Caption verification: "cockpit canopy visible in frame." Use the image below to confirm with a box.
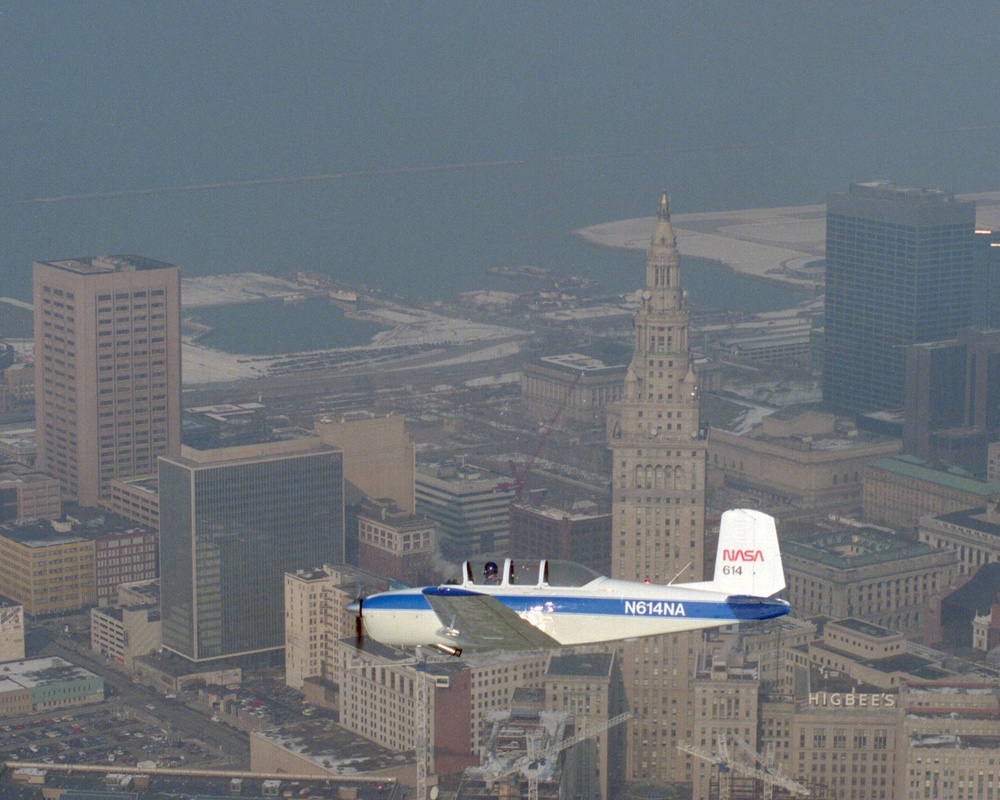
[458,558,601,589]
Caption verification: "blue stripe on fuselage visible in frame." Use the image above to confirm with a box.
[363,587,788,622]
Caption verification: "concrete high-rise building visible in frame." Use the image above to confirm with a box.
[336,638,547,775]
[824,182,976,415]
[315,415,416,513]
[357,498,436,586]
[284,564,388,692]
[918,502,1000,581]
[708,408,901,514]
[159,432,343,664]
[0,343,33,425]
[606,193,708,782]
[415,461,515,561]
[33,255,181,506]
[690,652,761,800]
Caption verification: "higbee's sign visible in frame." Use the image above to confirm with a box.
[808,692,897,708]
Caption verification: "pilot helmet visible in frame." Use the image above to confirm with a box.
[484,561,499,580]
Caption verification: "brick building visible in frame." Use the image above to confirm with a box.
[509,500,612,576]
[0,513,157,616]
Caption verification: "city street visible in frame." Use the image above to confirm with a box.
[43,638,250,768]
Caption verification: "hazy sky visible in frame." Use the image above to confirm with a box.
[3,2,999,297]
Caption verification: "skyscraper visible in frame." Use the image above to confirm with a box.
[824,182,976,415]
[158,433,343,663]
[606,194,708,781]
[904,327,1000,473]
[33,255,181,506]
[414,461,514,561]
[973,227,1000,328]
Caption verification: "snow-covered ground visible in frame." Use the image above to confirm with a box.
[576,191,1000,289]
[172,275,529,384]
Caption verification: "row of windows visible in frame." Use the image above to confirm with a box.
[96,289,166,301]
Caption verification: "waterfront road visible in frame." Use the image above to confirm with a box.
[182,335,529,408]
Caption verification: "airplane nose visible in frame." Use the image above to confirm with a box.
[345,600,361,616]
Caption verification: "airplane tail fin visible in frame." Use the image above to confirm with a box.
[710,509,785,597]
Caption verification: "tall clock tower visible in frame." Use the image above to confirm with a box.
[607,193,708,782]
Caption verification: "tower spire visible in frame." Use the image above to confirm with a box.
[645,191,681,302]
[607,191,706,782]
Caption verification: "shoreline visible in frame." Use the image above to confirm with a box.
[12,194,1000,386]
[575,191,1000,291]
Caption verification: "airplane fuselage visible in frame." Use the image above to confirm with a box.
[351,512,791,653]
[358,576,789,650]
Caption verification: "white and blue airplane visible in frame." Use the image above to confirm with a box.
[346,508,789,655]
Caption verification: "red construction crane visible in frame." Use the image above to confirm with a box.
[498,371,582,500]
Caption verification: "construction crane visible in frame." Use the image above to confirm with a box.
[415,666,432,800]
[679,735,809,800]
[486,711,630,800]
[498,371,583,500]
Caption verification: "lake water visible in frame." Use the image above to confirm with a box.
[189,298,387,355]
[3,4,995,352]
[186,251,807,356]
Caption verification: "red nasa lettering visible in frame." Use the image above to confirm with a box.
[723,549,764,562]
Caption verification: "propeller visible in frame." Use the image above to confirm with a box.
[355,596,364,643]
[345,595,365,645]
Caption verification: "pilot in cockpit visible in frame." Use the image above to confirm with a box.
[484,561,500,584]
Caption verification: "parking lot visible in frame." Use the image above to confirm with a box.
[0,701,229,770]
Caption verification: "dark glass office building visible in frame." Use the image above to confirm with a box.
[973,227,1000,328]
[824,181,976,415]
[159,438,343,663]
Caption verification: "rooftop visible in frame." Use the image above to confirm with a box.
[40,254,177,275]
[534,352,628,376]
[911,734,1000,750]
[783,526,939,569]
[860,652,952,681]
[0,470,56,485]
[93,603,159,623]
[180,424,319,454]
[120,579,160,601]
[115,475,160,495]
[8,769,401,800]
[546,652,614,678]
[930,507,1000,537]
[511,502,609,523]
[415,461,511,489]
[253,719,413,775]
[834,618,896,638]
[0,514,152,547]
[0,656,100,688]
[848,181,959,205]
[869,455,1000,496]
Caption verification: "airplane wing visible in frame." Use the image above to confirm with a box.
[422,587,560,650]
